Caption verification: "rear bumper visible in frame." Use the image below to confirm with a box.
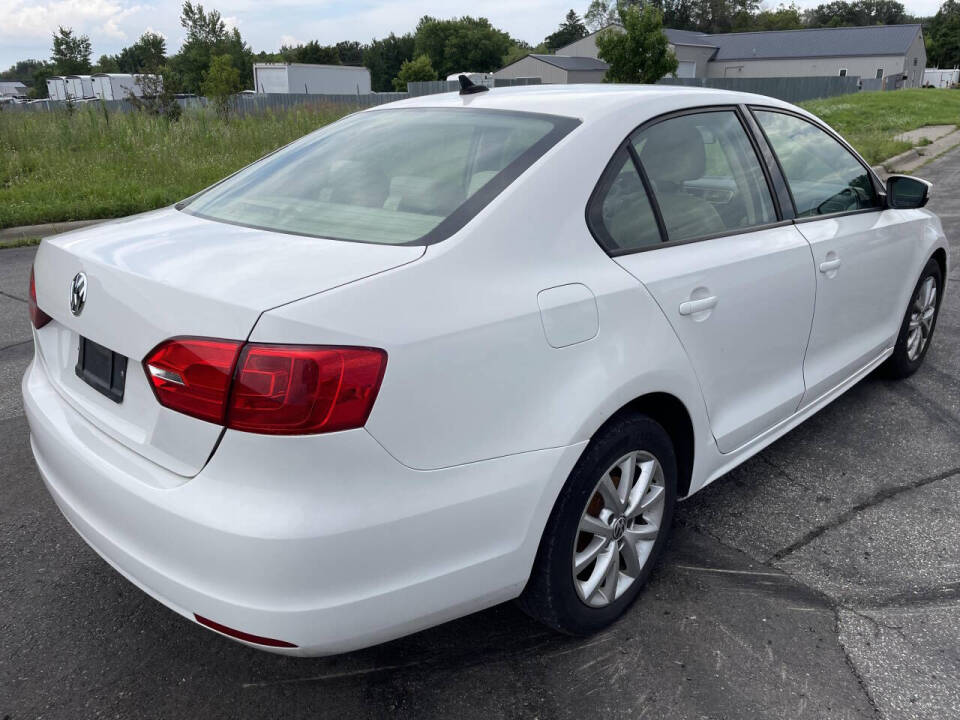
[23,354,586,655]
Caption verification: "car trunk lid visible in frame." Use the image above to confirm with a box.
[31,207,423,478]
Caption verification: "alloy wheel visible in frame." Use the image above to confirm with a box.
[572,450,666,608]
[907,275,938,361]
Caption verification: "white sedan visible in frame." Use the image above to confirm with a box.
[24,84,946,654]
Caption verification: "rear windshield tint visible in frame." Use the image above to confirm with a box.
[181,108,579,245]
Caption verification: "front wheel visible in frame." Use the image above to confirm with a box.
[883,257,943,379]
[518,414,677,635]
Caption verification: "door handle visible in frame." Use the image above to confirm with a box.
[819,258,842,273]
[679,296,718,316]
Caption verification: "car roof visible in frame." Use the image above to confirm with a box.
[371,84,800,123]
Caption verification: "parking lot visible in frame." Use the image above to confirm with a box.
[2,149,959,720]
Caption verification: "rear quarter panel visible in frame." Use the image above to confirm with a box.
[252,113,713,474]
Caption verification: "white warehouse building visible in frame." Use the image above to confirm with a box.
[253,63,371,94]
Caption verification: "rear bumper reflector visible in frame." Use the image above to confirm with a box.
[194,614,298,648]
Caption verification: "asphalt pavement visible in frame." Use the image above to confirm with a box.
[2,150,959,719]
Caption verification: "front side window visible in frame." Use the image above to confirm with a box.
[182,108,577,245]
[754,110,879,217]
[631,111,777,243]
[839,68,847,77]
[876,68,884,79]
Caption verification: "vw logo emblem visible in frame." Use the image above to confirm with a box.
[70,272,87,316]
[612,516,626,541]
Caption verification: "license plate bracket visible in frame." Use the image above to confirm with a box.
[76,336,127,403]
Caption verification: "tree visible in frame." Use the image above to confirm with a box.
[51,27,92,74]
[28,62,57,99]
[117,32,167,73]
[202,53,241,118]
[168,2,252,93]
[927,0,960,68]
[362,33,415,91]
[545,10,589,51]
[596,4,678,83]
[392,54,437,90]
[502,40,549,67]
[585,0,619,31]
[280,40,341,64]
[739,3,804,30]
[1,59,49,82]
[93,54,121,73]
[413,16,513,78]
[335,40,364,65]
[804,0,906,27]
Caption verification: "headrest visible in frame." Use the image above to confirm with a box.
[639,121,706,185]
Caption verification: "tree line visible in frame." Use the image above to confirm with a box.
[3,0,960,100]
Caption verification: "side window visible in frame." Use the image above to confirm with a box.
[631,111,777,243]
[588,148,662,252]
[754,110,879,218]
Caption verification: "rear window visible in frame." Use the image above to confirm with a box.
[181,108,578,245]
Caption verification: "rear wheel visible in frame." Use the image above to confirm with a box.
[883,258,943,379]
[519,414,677,635]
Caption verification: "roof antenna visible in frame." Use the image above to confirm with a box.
[459,74,489,95]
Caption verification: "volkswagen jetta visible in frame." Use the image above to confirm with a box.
[24,85,946,654]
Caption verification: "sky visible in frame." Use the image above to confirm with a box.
[0,0,945,71]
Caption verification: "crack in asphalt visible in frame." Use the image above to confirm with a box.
[0,339,31,354]
[888,379,960,433]
[0,289,27,304]
[768,465,960,562]
[834,608,884,719]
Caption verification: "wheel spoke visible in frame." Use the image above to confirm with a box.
[574,535,607,573]
[579,513,612,539]
[639,484,665,514]
[625,460,656,518]
[625,523,659,542]
[598,475,625,514]
[600,543,621,602]
[581,543,616,601]
[617,453,637,505]
[620,536,642,577]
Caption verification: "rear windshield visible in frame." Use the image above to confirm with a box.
[181,108,579,245]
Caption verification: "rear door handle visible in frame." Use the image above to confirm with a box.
[819,258,842,273]
[679,296,718,316]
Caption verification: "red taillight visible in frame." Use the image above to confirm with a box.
[144,338,243,424]
[28,266,52,329]
[227,345,387,435]
[144,339,386,435]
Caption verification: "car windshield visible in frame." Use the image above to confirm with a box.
[181,108,578,245]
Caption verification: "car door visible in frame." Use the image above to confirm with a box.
[590,107,816,453]
[752,108,924,405]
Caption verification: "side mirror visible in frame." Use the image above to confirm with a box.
[886,175,931,209]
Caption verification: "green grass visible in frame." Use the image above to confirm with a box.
[0,103,354,229]
[0,236,41,249]
[3,89,960,229]
[800,88,960,165]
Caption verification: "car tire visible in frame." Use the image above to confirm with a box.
[883,257,943,380]
[518,413,677,636]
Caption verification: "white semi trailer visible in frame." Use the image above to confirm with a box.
[90,73,161,100]
[253,63,371,94]
[64,75,94,99]
[46,77,67,101]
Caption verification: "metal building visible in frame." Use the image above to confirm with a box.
[253,63,371,94]
[550,24,928,88]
